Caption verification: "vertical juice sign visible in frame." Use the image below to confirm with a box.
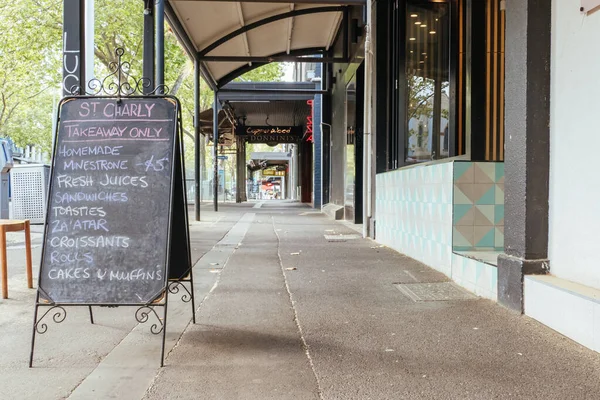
[306,100,314,143]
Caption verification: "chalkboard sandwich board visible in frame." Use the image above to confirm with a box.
[38,96,183,305]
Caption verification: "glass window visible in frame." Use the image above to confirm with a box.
[405,2,450,163]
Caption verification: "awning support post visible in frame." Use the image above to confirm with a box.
[62,0,85,96]
[155,0,165,89]
[213,92,220,212]
[194,60,201,220]
[143,0,155,93]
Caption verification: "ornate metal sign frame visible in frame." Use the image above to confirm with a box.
[29,48,196,369]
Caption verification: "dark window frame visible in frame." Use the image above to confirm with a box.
[380,0,464,172]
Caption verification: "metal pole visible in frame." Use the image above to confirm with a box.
[84,0,94,85]
[363,9,374,239]
[62,0,85,96]
[213,93,219,212]
[155,0,165,89]
[143,0,155,93]
[194,60,201,220]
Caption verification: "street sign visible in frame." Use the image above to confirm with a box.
[217,155,228,160]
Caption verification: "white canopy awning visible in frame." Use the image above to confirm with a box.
[167,1,355,86]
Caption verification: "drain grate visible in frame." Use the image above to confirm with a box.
[394,282,477,302]
[324,234,361,242]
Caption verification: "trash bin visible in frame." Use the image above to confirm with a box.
[10,164,50,224]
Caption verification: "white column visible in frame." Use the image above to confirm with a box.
[363,3,374,238]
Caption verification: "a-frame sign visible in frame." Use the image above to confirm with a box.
[30,51,194,368]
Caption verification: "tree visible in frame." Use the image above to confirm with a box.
[0,0,62,150]
[235,63,285,83]
[0,0,286,165]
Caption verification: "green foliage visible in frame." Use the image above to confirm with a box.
[0,0,62,150]
[0,0,286,159]
[235,63,284,83]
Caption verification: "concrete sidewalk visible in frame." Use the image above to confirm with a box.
[1,201,600,399]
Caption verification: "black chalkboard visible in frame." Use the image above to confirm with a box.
[39,96,183,304]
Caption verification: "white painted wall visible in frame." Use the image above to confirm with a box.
[549,1,600,288]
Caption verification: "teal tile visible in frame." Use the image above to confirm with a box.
[476,186,496,205]
[495,163,505,182]
[453,204,473,225]
[495,183,504,204]
[495,205,505,224]
[453,246,474,252]
[494,227,504,249]
[475,228,495,247]
[454,161,473,181]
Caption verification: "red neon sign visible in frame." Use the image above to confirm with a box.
[306,100,314,143]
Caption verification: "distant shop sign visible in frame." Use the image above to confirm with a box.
[262,169,285,177]
[236,126,302,144]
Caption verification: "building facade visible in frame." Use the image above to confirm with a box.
[60,0,600,355]
[359,0,600,354]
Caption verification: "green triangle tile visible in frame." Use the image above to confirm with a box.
[453,227,472,247]
[454,162,472,180]
[474,163,495,183]
[494,228,504,249]
[456,183,476,203]
[476,186,496,205]
[454,246,474,252]
[495,205,505,224]
[475,205,495,224]
[475,228,495,247]
[495,163,505,181]
[454,186,471,204]
[453,204,473,225]
[495,184,504,204]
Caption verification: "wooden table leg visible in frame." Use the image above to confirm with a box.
[1,226,7,299]
[25,220,33,289]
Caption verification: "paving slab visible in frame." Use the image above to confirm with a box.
[66,214,253,399]
[2,201,600,400]
[0,210,240,400]
[273,210,600,400]
[144,212,319,400]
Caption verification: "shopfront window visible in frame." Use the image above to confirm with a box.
[405,1,450,163]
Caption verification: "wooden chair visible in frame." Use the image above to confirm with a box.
[0,219,33,299]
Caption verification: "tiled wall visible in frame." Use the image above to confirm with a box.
[451,253,498,301]
[375,163,453,276]
[453,162,505,251]
[375,161,504,300]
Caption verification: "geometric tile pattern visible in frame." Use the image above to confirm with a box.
[453,162,504,251]
[451,253,498,301]
[375,162,454,277]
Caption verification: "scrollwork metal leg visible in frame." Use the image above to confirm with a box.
[168,279,196,323]
[167,281,193,303]
[161,291,169,367]
[189,274,196,324]
[29,303,40,368]
[29,305,68,367]
[135,306,164,334]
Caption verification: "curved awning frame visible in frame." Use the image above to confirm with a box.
[166,1,358,90]
[198,6,345,57]
[216,47,327,87]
